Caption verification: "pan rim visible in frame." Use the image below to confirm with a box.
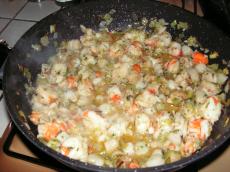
[3,0,230,171]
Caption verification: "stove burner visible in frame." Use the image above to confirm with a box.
[3,125,76,172]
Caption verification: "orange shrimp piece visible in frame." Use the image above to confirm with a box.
[60,122,68,131]
[128,102,139,114]
[95,71,103,77]
[192,52,208,64]
[108,49,123,58]
[211,96,219,106]
[132,64,141,73]
[168,143,176,150]
[148,88,156,94]
[67,75,77,88]
[190,119,201,129]
[61,146,70,156]
[128,162,140,169]
[164,59,177,69]
[110,94,121,103]
[88,144,95,154]
[48,96,57,104]
[30,111,40,124]
[145,39,157,48]
[43,123,60,141]
[83,111,89,117]
[132,41,142,49]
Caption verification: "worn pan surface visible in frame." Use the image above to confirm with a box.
[3,0,230,171]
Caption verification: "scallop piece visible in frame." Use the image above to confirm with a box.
[67,39,82,51]
[88,154,104,166]
[104,139,119,152]
[195,63,207,73]
[187,68,199,82]
[159,31,172,47]
[107,86,121,97]
[123,142,134,155]
[62,136,88,161]
[85,111,107,129]
[108,118,128,137]
[145,149,165,167]
[135,113,150,134]
[99,103,113,115]
[135,141,149,156]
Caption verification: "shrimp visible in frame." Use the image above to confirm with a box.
[50,63,67,83]
[81,55,97,66]
[112,63,130,83]
[30,111,40,125]
[165,59,180,74]
[175,70,189,88]
[108,118,128,137]
[201,96,222,123]
[167,80,178,90]
[108,44,124,58]
[62,136,88,162]
[67,39,82,51]
[167,132,182,151]
[35,86,58,105]
[181,136,198,156]
[64,90,78,103]
[136,90,160,108]
[188,118,211,141]
[168,42,181,57]
[200,80,220,96]
[195,89,207,104]
[187,68,200,82]
[38,122,60,141]
[107,86,122,103]
[127,44,142,57]
[83,111,108,130]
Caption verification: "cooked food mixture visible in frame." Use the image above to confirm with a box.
[29,24,228,168]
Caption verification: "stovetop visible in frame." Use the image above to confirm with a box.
[0,0,230,172]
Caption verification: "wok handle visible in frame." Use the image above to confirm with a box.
[0,40,11,89]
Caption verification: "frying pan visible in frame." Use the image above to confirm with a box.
[3,0,230,171]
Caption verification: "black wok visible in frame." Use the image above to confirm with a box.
[3,0,230,171]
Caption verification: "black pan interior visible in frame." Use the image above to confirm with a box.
[3,0,230,171]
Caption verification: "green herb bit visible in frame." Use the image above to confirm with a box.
[177,21,189,31]
[186,36,198,47]
[209,51,219,59]
[170,20,177,29]
[31,44,42,51]
[50,24,56,33]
